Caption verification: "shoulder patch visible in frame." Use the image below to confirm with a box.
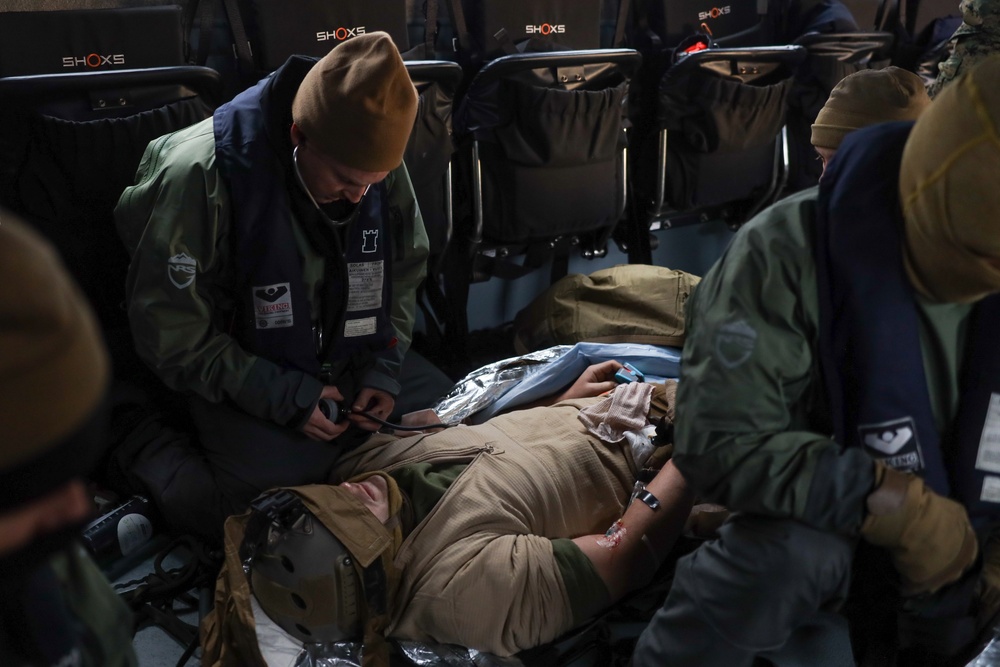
[714,319,758,369]
[167,253,197,289]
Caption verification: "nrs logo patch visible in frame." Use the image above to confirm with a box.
[167,253,196,289]
[253,283,293,329]
[859,417,923,473]
[714,319,757,369]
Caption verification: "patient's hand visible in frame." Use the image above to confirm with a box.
[558,360,623,400]
[505,360,625,412]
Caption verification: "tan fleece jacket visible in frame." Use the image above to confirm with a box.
[332,397,636,655]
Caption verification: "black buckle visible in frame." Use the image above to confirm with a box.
[240,490,308,565]
[249,490,306,530]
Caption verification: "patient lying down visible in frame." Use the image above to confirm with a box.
[201,362,697,665]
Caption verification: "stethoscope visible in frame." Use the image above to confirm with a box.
[292,144,370,228]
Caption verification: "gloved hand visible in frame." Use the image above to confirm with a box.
[860,461,978,597]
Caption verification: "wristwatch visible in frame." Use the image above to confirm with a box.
[629,480,661,511]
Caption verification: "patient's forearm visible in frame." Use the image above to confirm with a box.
[503,361,623,413]
[572,461,694,601]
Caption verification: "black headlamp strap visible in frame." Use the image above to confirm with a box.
[359,556,392,667]
[240,490,307,565]
[362,560,388,616]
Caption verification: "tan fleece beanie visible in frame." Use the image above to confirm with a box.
[292,32,418,173]
[811,67,931,149]
[899,56,1000,304]
[0,213,110,508]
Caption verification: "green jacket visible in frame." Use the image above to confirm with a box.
[674,187,971,532]
[115,118,429,427]
[0,545,137,667]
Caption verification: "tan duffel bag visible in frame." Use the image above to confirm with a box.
[513,264,701,354]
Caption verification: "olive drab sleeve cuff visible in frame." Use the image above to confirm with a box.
[802,446,877,533]
[235,357,324,428]
[361,367,401,398]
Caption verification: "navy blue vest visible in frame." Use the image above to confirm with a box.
[213,57,395,378]
[815,122,1000,526]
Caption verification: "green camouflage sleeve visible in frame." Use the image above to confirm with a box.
[928,0,1000,97]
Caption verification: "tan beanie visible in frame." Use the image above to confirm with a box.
[811,67,931,149]
[0,213,110,508]
[292,32,418,173]
[898,56,1000,304]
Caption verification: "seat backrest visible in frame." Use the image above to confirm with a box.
[636,0,773,49]
[402,60,464,271]
[437,0,632,75]
[0,0,254,101]
[629,45,806,246]
[0,66,221,372]
[235,0,410,70]
[458,0,604,57]
[793,30,894,85]
[452,49,641,250]
[0,5,186,77]
[427,48,640,349]
[784,30,894,189]
[208,0,411,89]
[623,2,795,265]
